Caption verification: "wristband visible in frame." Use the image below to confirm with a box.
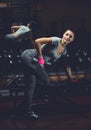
[38,57,45,64]
[71,79,78,83]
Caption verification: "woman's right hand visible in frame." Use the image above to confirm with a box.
[38,57,45,68]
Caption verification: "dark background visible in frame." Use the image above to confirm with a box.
[0,0,91,49]
[0,0,91,73]
[0,0,91,51]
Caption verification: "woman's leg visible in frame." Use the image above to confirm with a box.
[23,66,38,119]
[21,50,49,118]
[24,71,36,113]
[21,49,49,84]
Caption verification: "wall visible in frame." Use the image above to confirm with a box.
[32,0,91,36]
[0,0,91,52]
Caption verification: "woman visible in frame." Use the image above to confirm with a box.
[21,29,75,119]
[5,22,33,41]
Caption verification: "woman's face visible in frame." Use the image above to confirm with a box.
[62,29,74,45]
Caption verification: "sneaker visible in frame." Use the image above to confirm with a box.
[26,111,39,120]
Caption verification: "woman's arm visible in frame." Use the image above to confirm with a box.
[10,26,20,33]
[61,56,73,80]
[35,37,52,58]
[66,66,73,79]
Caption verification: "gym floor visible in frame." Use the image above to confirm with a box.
[0,95,91,130]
